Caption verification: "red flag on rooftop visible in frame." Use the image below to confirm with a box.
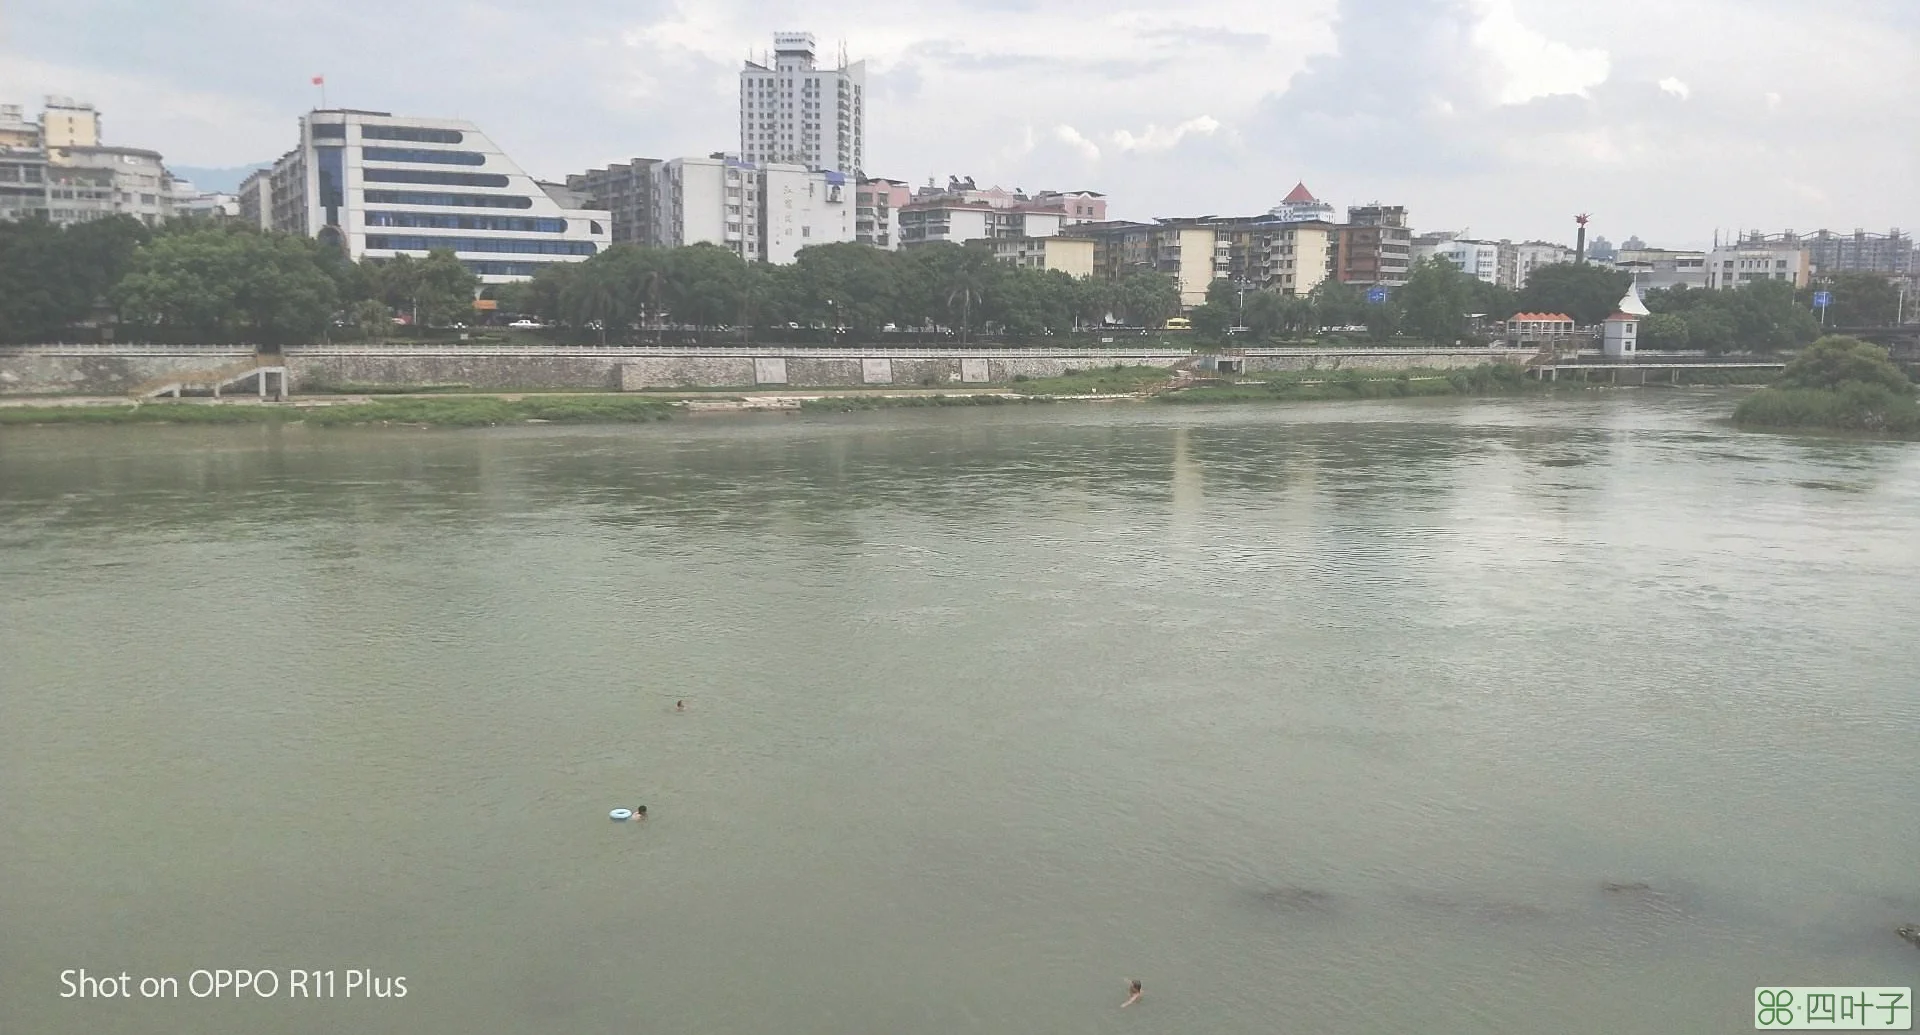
[311,75,325,86]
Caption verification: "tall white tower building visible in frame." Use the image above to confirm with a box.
[740,32,866,175]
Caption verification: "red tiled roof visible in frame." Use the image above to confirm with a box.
[1605,311,1637,321]
[1281,181,1317,204]
[1508,312,1574,322]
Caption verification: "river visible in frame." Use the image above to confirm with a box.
[3,392,1917,1034]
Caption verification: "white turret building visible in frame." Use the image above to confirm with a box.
[1602,286,1649,358]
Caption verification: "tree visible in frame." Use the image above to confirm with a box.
[1724,279,1818,351]
[1396,256,1474,342]
[1189,302,1231,340]
[785,242,900,338]
[1307,278,1365,330]
[1639,312,1691,349]
[112,226,339,344]
[1802,272,1901,327]
[660,243,749,337]
[372,250,478,327]
[1515,262,1631,325]
[1113,269,1180,328]
[1775,335,1911,394]
[1683,308,1736,353]
[0,215,150,341]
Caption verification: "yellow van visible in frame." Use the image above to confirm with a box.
[1164,317,1192,330]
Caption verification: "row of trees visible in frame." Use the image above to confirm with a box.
[495,241,1186,342]
[0,216,479,344]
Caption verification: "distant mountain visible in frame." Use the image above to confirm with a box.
[168,163,271,193]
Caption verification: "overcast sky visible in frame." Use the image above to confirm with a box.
[2,0,1913,249]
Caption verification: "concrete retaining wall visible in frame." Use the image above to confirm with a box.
[0,345,1531,395]
[0,351,254,395]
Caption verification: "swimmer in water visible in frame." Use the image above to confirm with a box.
[676,699,685,712]
[633,805,647,820]
[1122,980,1142,1008]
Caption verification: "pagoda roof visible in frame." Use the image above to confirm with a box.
[1281,181,1318,204]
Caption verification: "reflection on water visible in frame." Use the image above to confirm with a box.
[2,392,1919,1035]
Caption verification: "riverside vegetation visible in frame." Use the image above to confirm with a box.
[1732,335,1919,435]
[1,214,1864,351]
[0,396,677,428]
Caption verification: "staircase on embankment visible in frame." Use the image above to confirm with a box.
[130,355,289,401]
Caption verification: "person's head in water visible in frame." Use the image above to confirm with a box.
[676,700,685,711]
[635,805,647,818]
[1129,980,1142,995]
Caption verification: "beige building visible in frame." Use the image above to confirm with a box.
[40,97,101,149]
[1705,245,1811,289]
[990,235,1095,278]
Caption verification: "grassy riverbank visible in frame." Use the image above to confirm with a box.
[796,394,1053,412]
[1161,364,1533,404]
[0,396,677,428]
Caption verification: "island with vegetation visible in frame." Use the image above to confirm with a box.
[1732,336,1919,435]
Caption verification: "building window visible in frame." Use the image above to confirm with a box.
[363,147,487,166]
[364,211,566,233]
[363,168,509,188]
[310,123,347,139]
[367,235,597,255]
[361,125,465,145]
[364,190,532,209]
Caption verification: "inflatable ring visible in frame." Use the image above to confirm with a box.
[609,808,634,821]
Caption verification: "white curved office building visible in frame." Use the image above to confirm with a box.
[254,109,610,284]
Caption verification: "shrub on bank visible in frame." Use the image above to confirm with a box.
[1731,336,1919,435]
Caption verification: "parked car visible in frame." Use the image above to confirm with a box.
[509,319,543,329]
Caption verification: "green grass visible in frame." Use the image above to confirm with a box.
[1159,364,1533,404]
[1732,385,1920,435]
[1007,365,1174,395]
[797,394,1054,412]
[0,396,678,428]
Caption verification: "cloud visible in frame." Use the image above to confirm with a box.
[1658,77,1690,100]
[1110,115,1220,153]
[1471,0,1610,104]
[0,0,1910,248]
[1053,125,1101,162]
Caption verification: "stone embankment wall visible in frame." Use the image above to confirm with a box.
[0,345,1533,396]
[0,349,256,395]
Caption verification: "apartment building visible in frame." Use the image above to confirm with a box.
[739,32,865,174]
[565,158,661,246]
[855,177,909,249]
[988,236,1096,278]
[1705,245,1811,289]
[1335,203,1412,286]
[262,109,610,282]
[654,156,853,264]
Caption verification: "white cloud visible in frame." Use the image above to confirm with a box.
[1658,77,1690,99]
[1109,115,1220,153]
[1052,124,1101,162]
[1471,0,1610,104]
[1764,91,1783,110]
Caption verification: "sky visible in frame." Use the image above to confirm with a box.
[1,0,1914,250]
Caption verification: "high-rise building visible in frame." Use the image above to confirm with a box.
[653,155,853,264]
[263,109,610,283]
[1734,229,1913,277]
[236,168,273,230]
[1705,244,1810,290]
[1335,203,1412,287]
[1411,232,1501,284]
[0,97,176,227]
[566,158,660,246]
[739,32,865,174]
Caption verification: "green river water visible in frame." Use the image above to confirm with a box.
[2,392,1917,1033]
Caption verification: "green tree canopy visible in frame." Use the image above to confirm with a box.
[1775,335,1911,394]
[1638,312,1691,349]
[1516,262,1631,325]
[373,250,478,327]
[112,226,340,345]
[1801,272,1901,327]
[0,215,151,342]
[1396,256,1475,342]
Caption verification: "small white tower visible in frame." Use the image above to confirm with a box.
[1602,285,1649,358]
